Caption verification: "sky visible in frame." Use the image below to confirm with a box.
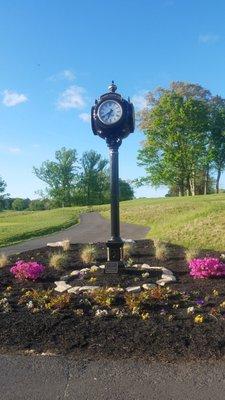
[1,0,225,199]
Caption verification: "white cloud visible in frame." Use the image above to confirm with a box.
[198,34,220,44]
[8,147,21,154]
[2,90,28,107]
[48,69,75,82]
[131,91,148,110]
[79,112,90,122]
[57,85,86,110]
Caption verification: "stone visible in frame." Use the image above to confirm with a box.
[47,241,66,247]
[79,286,100,292]
[122,238,135,243]
[161,274,176,281]
[156,275,176,286]
[99,265,106,270]
[140,264,152,270]
[162,268,174,276]
[68,286,81,294]
[142,283,157,290]
[90,266,102,274]
[70,270,80,277]
[60,274,70,282]
[80,268,91,275]
[54,281,72,293]
[126,286,141,293]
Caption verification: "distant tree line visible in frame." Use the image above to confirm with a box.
[137,81,225,196]
[0,148,134,212]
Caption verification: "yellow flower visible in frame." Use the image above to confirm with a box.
[6,286,12,292]
[220,301,225,308]
[213,289,219,297]
[89,277,97,284]
[141,312,150,320]
[194,314,204,324]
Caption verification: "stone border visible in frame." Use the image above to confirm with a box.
[54,264,176,293]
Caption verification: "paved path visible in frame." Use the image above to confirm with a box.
[0,354,225,400]
[0,212,149,256]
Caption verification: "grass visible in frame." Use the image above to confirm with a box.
[0,207,86,247]
[1,194,225,251]
[95,194,225,251]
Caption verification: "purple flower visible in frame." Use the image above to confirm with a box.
[189,258,225,279]
[196,299,204,306]
[10,260,45,281]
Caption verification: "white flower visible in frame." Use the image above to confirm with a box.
[95,309,108,317]
[187,306,195,314]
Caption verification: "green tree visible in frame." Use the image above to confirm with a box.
[209,96,225,193]
[77,150,108,205]
[12,198,27,211]
[33,147,78,207]
[138,82,211,196]
[119,179,134,201]
[0,176,7,210]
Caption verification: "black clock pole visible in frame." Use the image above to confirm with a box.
[91,81,135,272]
[106,137,123,265]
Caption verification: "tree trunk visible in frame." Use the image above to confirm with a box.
[216,169,221,194]
[204,167,209,195]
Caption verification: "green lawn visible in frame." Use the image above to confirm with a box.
[0,207,87,247]
[96,194,225,251]
[1,194,225,251]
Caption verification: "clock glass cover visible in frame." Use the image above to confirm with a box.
[98,100,122,125]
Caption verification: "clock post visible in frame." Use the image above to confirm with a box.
[91,82,135,272]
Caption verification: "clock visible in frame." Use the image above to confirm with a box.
[97,100,122,125]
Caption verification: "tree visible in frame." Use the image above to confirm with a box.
[76,150,108,205]
[33,147,78,207]
[119,179,134,201]
[138,82,211,196]
[0,176,7,210]
[209,96,225,193]
[12,198,28,211]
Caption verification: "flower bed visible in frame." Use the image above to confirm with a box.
[0,240,225,361]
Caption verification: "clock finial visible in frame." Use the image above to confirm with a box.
[108,81,117,93]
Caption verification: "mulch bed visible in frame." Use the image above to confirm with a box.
[1,240,225,362]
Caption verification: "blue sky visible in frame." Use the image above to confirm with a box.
[1,0,225,199]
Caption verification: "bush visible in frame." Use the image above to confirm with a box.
[185,248,200,263]
[189,257,225,279]
[10,260,45,281]
[29,200,46,211]
[0,253,8,268]
[49,252,68,270]
[154,239,170,261]
[80,245,97,264]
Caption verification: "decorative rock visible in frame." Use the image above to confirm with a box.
[90,265,102,274]
[140,264,152,270]
[54,281,72,293]
[68,286,81,294]
[156,275,176,286]
[126,286,141,293]
[142,272,150,278]
[142,283,157,290]
[79,286,100,292]
[162,268,174,276]
[60,274,70,282]
[70,270,80,277]
[47,241,66,247]
[80,268,91,274]
[122,238,135,243]
[99,265,106,270]
[161,274,176,281]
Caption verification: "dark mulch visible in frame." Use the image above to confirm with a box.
[1,239,225,362]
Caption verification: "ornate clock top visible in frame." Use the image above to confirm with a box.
[108,81,117,93]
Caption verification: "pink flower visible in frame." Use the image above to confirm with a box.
[10,260,45,281]
[189,258,225,279]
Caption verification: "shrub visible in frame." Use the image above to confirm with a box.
[61,239,70,252]
[189,257,225,279]
[29,199,46,211]
[12,198,28,211]
[10,260,45,281]
[80,245,97,264]
[154,239,170,261]
[185,248,200,263]
[0,253,8,268]
[49,252,68,270]
[123,243,133,261]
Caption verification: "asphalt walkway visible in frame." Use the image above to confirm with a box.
[0,212,149,256]
[0,354,225,400]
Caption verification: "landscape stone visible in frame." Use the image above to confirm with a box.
[156,275,176,286]
[70,270,80,277]
[162,267,174,276]
[142,283,157,290]
[79,286,100,292]
[54,281,72,293]
[68,286,81,294]
[60,274,70,282]
[140,263,152,270]
[80,268,91,274]
[126,286,141,293]
[161,274,176,281]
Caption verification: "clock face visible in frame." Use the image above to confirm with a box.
[98,100,122,125]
